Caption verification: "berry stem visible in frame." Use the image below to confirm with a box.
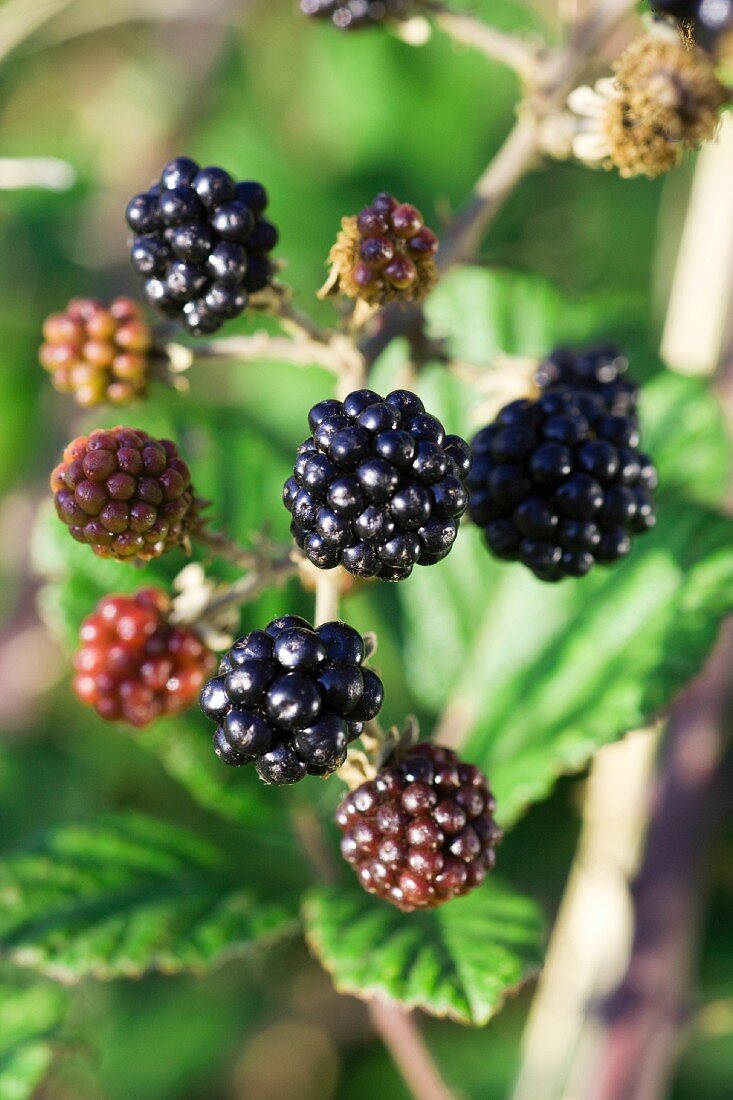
[291,803,457,1100]
[313,568,342,627]
[421,0,539,79]
[367,998,457,1100]
[193,524,294,573]
[178,332,343,375]
[180,556,299,624]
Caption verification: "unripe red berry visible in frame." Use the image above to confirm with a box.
[51,426,199,561]
[385,256,416,289]
[73,588,215,728]
[336,742,501,911]
[323,192,438,306]
[391,203,423,238]
[39,297,153,408]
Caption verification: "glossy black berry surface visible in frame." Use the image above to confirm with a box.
[648,0,732,51]
[300,0,416,30]
[200,616,383,784]
[336,742,502,912]
[535,344,638,417]
[284,389,472,581]
[467,382,658,582]
[125,158,277,335]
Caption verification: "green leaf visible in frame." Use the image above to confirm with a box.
[0,813,296,983]
[0,980,68,1100]
[139,716,297,846]
[393,266,733,825]
[640,371,730,504]
[304,879,544,1026]
[424,265,644,366]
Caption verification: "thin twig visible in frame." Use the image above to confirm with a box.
[436,109,540,271]
[369,999,457,1100]
[193,525,294,571]
[424,0,538,79]
[174,332,341,375]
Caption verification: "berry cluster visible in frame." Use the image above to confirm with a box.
[39,298,153,408]
[324,193,438,306]
[51,426,198,561]
[126,158,277,336]
[336,742,502,912]
[284,389,471,581]
[200,616,384,785]
[73,588,215,728]
[467,384,658,581]
[535,343,638,417]
[300,0,416,30]
[650,0,732,52]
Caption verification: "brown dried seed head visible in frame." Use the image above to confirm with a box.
[604,33,729,178]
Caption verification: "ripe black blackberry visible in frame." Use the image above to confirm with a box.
[535,343,639,418]
[300,0,416,30]
[51,426,198,561]
[125,157,277,336]
[200,616,384,785]
[336,742,502,912]
[283,389,472,582]
[467,386,658,582]
[649,0,732,52]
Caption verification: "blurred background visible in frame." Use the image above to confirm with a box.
[1,0,732,1097]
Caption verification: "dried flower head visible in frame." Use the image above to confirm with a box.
[568,29,729,178]
[319,192,438,308]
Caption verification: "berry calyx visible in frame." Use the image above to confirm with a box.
[126,157,278,335]
[51,426,199,561]
[321,193,439,307]
[200,616,384,785]
[284,389,472,581]
[336,742,502,912]
[73,588,215,728]
[467,374,658,581]
[40,298,153,408]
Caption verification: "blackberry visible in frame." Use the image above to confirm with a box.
[73,588,215,728]
[200,616,384,785]
[535,343,638,418]
[39,297,153,408]
[649,0,732,52]
[126,158,277,335]
[336,742,502,912]
[51,426,199,561]
[467,387,658,581]
[284,389,471,581]
[322,193,438,306]
[300,0,416,30]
